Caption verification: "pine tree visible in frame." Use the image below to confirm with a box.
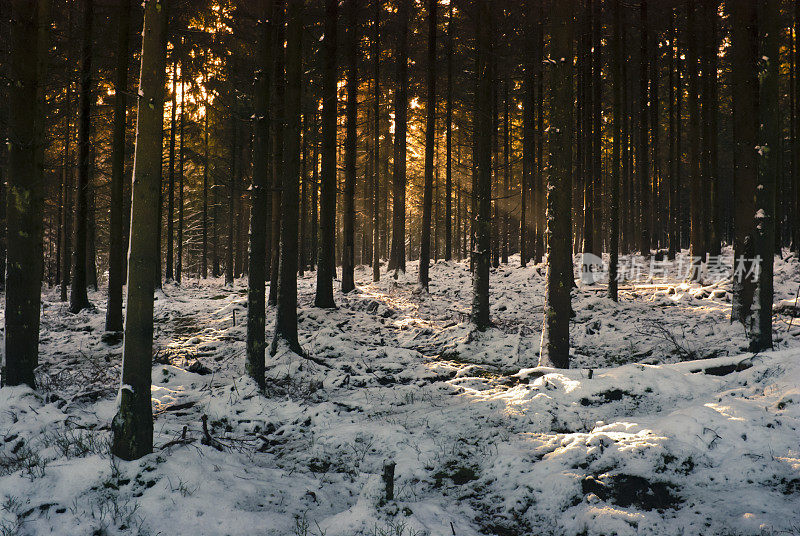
[418,0,438,290]
[341,0,358,293]
[388,0,409,275]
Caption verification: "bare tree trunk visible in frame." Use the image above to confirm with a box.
[608,0,621,301]
[315,0,337,307]
[269,0,285,304]
[4,0,49,387]
[539,0,574,369]
[418,0,437,290]
[372,0,381,282]
[246,0,272,388]
[111,0,167,460]
[730,0,758,324]
[341,0,358,293]
[388,0,409,275]
[472,0,492,331]
[226,117,237,286]
[176,40,185,284]
[637,0,650,256]
[70,0,94,313]
[106,0,131,331]
[752,0,778,351]
[444,0,453,262]
[686,0,703,280]
[271,0,303,355]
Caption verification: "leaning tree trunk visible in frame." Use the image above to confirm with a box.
[4,0,49,388]
[388,0,409,275]
[271,0,303,356]
[246,0,272,388]
[70,0,94,313]
[539,0,574,369]
[106,0,131,332]
[418,0,437,290]
[111,0,167,461]
[341,0,358,293]
[314,0,338,307]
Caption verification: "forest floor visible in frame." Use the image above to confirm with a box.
[0,251,799,535]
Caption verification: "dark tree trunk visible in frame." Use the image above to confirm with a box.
[667,10,677,260]
[246,0,272,388]
[729,0,758,324]
[608,0,621,301]
[638,0,650,255]
[752,0,778,351]
[176,42,185,284]
[70,0,94,313]
[539,0,574,369]
[202,109,209,279]
[226,118,237,286]
[111,0,167,461]
[315,0,338,307]
[372,0,381,281]
[166,58,176,282]
[269,0,285,304]
[534,2,545,263]
[444,1,453,262]
[106,0,130,332]
[502,78,510,265]
[4,0,49,387]
[418,0,437,290]
[341,0,358,293]
[271,0,303,356]
[686,0,703,280]
[388,0,409,275]
[311,108,318,269]
[472,0,492,331]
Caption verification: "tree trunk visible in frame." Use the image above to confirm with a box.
[372,0,381,282]
[752,0,777,351]
[111,0,167,460]
[106,0,131,332]
[638,0,650,255]
[539,0,574,369]
[686,0,703,280]
[444,1,453,262]
[472,0,492,331]
[729,0,758,325]
[341,0,358,293]
[177,41,185,284]
[69,0,94,313]
[166,58,176,282]
[226,117,237,286]
[418,0,437,290]
[388,0,409,275]
[202,107,209,279]
[4,0,49,387]
[246,0,272,388]
[315,0,338,307]
[608,0,621,301]
[271,0,303,356]
[269,0,285,304]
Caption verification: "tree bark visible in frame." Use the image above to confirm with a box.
[418,0,437,290]
[444,0,453,262]
[539,0,574,369]
[472,0,492,331]
[388,0,409,275]
[111,0,167,460]
[341,0,358,293]
[69,0,94,313]
[315,0,338,307]
[4,0,49,387]
[246,0,272,388]
[608,0,621,301]
[372,0,381,282]
[271,0,303,356]
[269,0,285,304]
[729,0,758,325]
[166,57,176,282]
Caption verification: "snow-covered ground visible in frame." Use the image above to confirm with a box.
[0,252,799,535]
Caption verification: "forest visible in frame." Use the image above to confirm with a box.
[1,0,799,534]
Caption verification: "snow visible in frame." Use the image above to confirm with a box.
[0,250,799,535]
